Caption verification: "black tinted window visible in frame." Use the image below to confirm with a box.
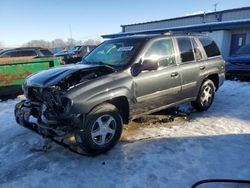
[177,38,194,63]
[1,51,19,57]
[19,50,37,56]
[199,37,220,57]
[40,49,53,56]
[144,38,176,67]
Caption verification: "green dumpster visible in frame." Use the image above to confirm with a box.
[0,57,61,96]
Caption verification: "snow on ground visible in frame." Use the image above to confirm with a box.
[0,80,250,188]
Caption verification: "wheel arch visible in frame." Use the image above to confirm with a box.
[205,74,219,91]
[106,96,130,124]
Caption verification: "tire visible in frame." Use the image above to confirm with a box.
[191,79,215,112]
[76,103,123,155]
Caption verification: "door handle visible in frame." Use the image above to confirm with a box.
[200,66,206,70]
[171,72,179,77]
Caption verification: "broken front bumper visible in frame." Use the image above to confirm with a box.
[15,100,41,129]
[15,100,82,138]
[15,100,89,155]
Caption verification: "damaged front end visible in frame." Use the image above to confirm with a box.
[14,64,115,155]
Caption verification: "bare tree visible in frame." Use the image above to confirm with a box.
[50,39,66,48]
[0,42,5,49]
[83,39,101,45]
[22,38,101,49]
[23,40,49,48]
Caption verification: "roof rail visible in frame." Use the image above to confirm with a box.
[163,31,205,36]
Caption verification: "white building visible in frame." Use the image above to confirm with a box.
[103,7,250,58]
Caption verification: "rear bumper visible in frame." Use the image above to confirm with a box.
[218,72,225,88]
[226,70,250,77]
[226,64,250,77]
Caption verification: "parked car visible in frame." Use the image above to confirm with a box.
[0,47,54,58]
[15,34,225,155]
[226,43,250,78]
[55,45,96,64]
[72,45,96,58]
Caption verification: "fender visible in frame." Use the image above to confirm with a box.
[70,86,133,115]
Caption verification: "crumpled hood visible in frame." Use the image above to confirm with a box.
[26,64,114,88]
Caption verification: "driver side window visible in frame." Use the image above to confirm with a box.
[144,38,176,67]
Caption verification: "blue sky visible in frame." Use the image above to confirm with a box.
[0,0,249,47]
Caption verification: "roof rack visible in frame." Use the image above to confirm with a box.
[163,31,205,36]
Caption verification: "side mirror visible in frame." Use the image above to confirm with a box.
[141,59,159,71]
[131,59,158,76]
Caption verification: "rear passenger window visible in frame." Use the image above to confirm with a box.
[199,37,220,57]
[144,38,176,67]
[192,38,203,61]
[177,38,194,63]
[20,50,37,57]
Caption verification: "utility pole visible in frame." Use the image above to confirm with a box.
[69,24,73,47]
[213,3,218,12]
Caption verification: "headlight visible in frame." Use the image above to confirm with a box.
[60,97,73,114]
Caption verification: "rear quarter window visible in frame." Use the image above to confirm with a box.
[40,49,53,56]
[199,37,220,58]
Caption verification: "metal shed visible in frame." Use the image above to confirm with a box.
[102,7,250,58]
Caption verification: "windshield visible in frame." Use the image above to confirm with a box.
[83,40,142,66]
[235,44,250,55]
[72,46,81,52]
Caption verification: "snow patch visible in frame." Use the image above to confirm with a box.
[0,80,250,187]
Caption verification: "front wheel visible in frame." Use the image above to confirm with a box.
[76,103,123,155]
[191,79,215,112]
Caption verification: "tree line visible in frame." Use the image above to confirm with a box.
[0,42,4,49]
[22,38,102,48]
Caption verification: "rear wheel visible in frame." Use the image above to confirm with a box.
[76,103,123,155]
[191,79,215,112]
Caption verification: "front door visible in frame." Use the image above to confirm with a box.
[230,33,247,55]
[131,38,182,116]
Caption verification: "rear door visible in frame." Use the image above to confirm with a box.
[175,36,207,100]
[132,37,182,115]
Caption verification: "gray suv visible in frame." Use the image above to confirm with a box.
[15,34,225,155]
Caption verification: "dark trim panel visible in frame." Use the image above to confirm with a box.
[137,86,181,102]
[130,97,196,120]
